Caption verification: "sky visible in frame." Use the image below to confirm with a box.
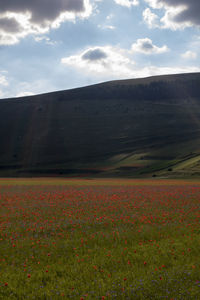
[0,0,200,98]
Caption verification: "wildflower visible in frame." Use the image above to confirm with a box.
[4,282,8,286]
[27,274,31,278]
[144,261,147,265]
[162,265,165,268]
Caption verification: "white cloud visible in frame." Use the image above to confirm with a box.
[181,51,197,60]
[0,74,8,86]
[9,79,56,99]
[143,8,159,28]
[0,0,92,45]
[61,44,200,81]
[131,38,169,54]
[98,24,116,30]
[34,35,57,45]
[114,0,139,8]
[145,0,200,30]
[0,72,8,98]
[0,89,4,98]
[135,65,200,78]
[98,14,115,30]
[62,46,136,79]
[106,14,114,21]
[16,91,35,98]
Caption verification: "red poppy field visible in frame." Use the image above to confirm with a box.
[0,179,200,299]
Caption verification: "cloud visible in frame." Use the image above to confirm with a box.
[0,0,91,23]
[61,46,136,78]
[16,91,35,98]
[0,89,4,98]
[145,0,200,29]
[0,17,23,33]
[134,65,200,78]
[106,14,114,21]
[98,24,116,30]
[61,45,200,81]
[143,8,159,28]
[131,38,169,54]
[114,0,139,8]
[181,51,197,60]
[0,0,92,45]
[98,14,116,30]
[0,72,8,98]
[0,74,8,86]
[34,35,57,45]
[8,78,58,99]
[82,48,108,61]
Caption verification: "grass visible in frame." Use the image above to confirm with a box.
[0,178,200,299]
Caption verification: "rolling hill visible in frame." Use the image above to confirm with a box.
[1,72,200,178]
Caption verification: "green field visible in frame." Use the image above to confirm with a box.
[0,178,200,299]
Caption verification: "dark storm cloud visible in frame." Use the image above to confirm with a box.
[154,0,200,26]
[82,48,108,61]
[0,0,90,44]
[0,0,86,24]
[0,18,22,33]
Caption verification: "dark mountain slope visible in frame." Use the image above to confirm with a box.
[1,72,200,177]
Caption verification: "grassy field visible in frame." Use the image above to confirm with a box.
[0,179,200,299]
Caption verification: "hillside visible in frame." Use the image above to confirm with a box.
[1,72,200,178]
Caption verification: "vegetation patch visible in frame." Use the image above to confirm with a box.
[0,179,200,299]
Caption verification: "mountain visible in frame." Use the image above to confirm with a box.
[1,72,200,178]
